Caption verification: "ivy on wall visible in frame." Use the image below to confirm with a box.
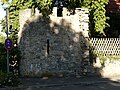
[82,0,109,37]
[67,0,109,37]
[1,0,109,37]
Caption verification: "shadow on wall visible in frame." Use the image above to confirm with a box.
[19,14,100,77]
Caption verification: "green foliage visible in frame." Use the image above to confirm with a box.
[1,0,109,37]
[0,71,20,87]
[40,0,53,16]
[0,0,9,4]
[1,0,54,32]
[0,34,6,72]
[1,18,6,33]
[0,43,6,72]
[0,33,6,43]
[82,0,109,37]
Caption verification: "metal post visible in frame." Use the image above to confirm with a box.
[6,8,9,73]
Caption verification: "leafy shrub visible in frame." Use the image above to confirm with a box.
[0,71,20,87]
[0,43,7,72]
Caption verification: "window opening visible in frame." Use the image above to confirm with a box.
[47,39,50,55]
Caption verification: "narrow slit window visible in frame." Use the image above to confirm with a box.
[47,39,49,55]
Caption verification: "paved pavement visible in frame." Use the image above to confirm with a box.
[3,76,120,90]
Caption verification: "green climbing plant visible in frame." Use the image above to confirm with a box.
[1,0,109,37]
[82,0,109,37]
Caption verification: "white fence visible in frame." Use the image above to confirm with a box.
[90,38,120,56]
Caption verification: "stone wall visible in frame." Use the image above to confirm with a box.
[18,9,32,43]
[19,7,89,77]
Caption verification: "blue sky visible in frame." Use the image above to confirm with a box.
[0,3,6,32]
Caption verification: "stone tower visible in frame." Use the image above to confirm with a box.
[19,7,89,77]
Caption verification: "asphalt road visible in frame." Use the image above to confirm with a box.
[7,81,120,90]
[6,76,120,90]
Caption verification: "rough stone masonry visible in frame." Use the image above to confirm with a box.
[18,7,90,77]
